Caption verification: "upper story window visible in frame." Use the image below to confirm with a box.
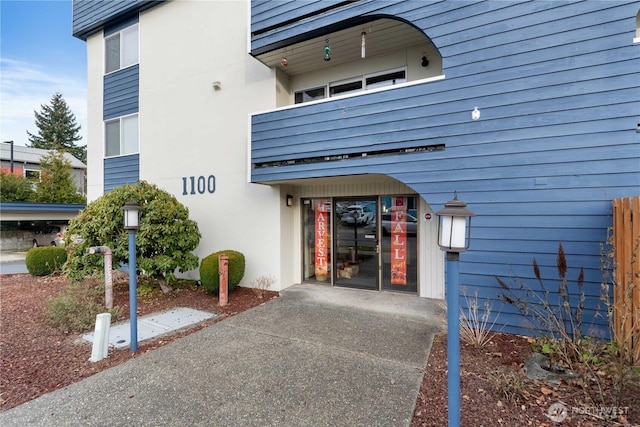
[105,24,139,74]
[295,68,406,104]
[330,78,363,97]
[24,169,41,181]
[365,70,406,89]
[294,87,326,104]
[105,114,139,157]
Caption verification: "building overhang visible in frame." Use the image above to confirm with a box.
[0,202,86,221]
[253,17,432,77]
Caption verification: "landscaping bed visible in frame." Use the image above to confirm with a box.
[1,273,638,426]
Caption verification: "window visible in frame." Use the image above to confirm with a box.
[330,79,363,97]
[105,114,139,157]
[294,68,407,104]
[294,86,326,104]
[105,24,139,74]
[24,169,41,180]
[365,70,406,90]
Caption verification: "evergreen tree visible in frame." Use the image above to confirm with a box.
[34,150,86,204]
[27,93,86,163]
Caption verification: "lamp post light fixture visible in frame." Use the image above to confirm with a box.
[122,201,141,352]
[435,192,475,427]
[3,140,14,173]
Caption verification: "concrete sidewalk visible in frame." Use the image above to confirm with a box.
[0,251,28,263]
[0,251,29,275]
[0,283,445,427]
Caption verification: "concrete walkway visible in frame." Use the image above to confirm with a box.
[0,283,445,427]
[0,250,28,274]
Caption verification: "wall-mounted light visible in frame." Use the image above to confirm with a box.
[472,107,481,120]
[324,39,331,61]
[361,31,366,59]
[280,57,288,67]
[286,194,294,207]
[212,81,222,91]
[421,56,429,67]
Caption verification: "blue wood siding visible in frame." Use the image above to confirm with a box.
[72,0,160,40]
[104,155,139,192]
[104,15,139,37]
[252,0,352,35]
[251,1,640,337]
[104,65,139,120]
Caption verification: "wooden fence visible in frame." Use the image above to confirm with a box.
[612,196,640,364]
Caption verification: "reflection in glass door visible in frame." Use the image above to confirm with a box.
[380,196,418,293]
[302,196,418,294]
[334,198,378,290]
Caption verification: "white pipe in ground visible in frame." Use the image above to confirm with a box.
[89,312,111,362]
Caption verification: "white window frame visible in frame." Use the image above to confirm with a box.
[329,77,364,98]
[294,85,328,104]
[364,68,407,90]
[24,169,41,181]
[105,23,139,74]
[104,113,139,158]
[294,67,408,104]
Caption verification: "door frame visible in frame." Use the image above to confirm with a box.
[332,196,380,291]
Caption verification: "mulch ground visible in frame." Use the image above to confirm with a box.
[1,273,638,426]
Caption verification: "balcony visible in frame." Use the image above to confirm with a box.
[251,18,444,184]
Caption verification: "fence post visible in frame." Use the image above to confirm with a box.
[219,254,229,307]
[612,196,640,363]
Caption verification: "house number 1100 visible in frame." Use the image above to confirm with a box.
[182,175,216,195]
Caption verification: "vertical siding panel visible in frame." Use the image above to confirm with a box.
[104,155,140,192]
[104,65,139,120]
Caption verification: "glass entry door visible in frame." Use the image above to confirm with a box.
[302,196,418,294]
[380,196,418,293]
[334,198,379,290]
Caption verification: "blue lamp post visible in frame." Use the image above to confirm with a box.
[435,192,475,427]
[122,200,141,352]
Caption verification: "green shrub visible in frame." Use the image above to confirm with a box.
[200,250,245,294]
[63,180,201,287]
[26,246,67,276]
[46,280,121,334]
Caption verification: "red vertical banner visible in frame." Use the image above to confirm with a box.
[390,197,407,285]
[314,200,329,278]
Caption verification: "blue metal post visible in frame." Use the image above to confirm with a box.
[446,251,460,427]
[128,230,138,352]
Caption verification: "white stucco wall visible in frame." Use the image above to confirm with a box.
[85,32,105,202]
[82,0,444,296]
[137,1,284,288]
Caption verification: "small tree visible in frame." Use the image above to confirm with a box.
[34,151,85,204]
[63,181,201,291]
[27,92,86,163]
[0,170,35,202]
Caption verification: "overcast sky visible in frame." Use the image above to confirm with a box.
[1,0,87,147]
